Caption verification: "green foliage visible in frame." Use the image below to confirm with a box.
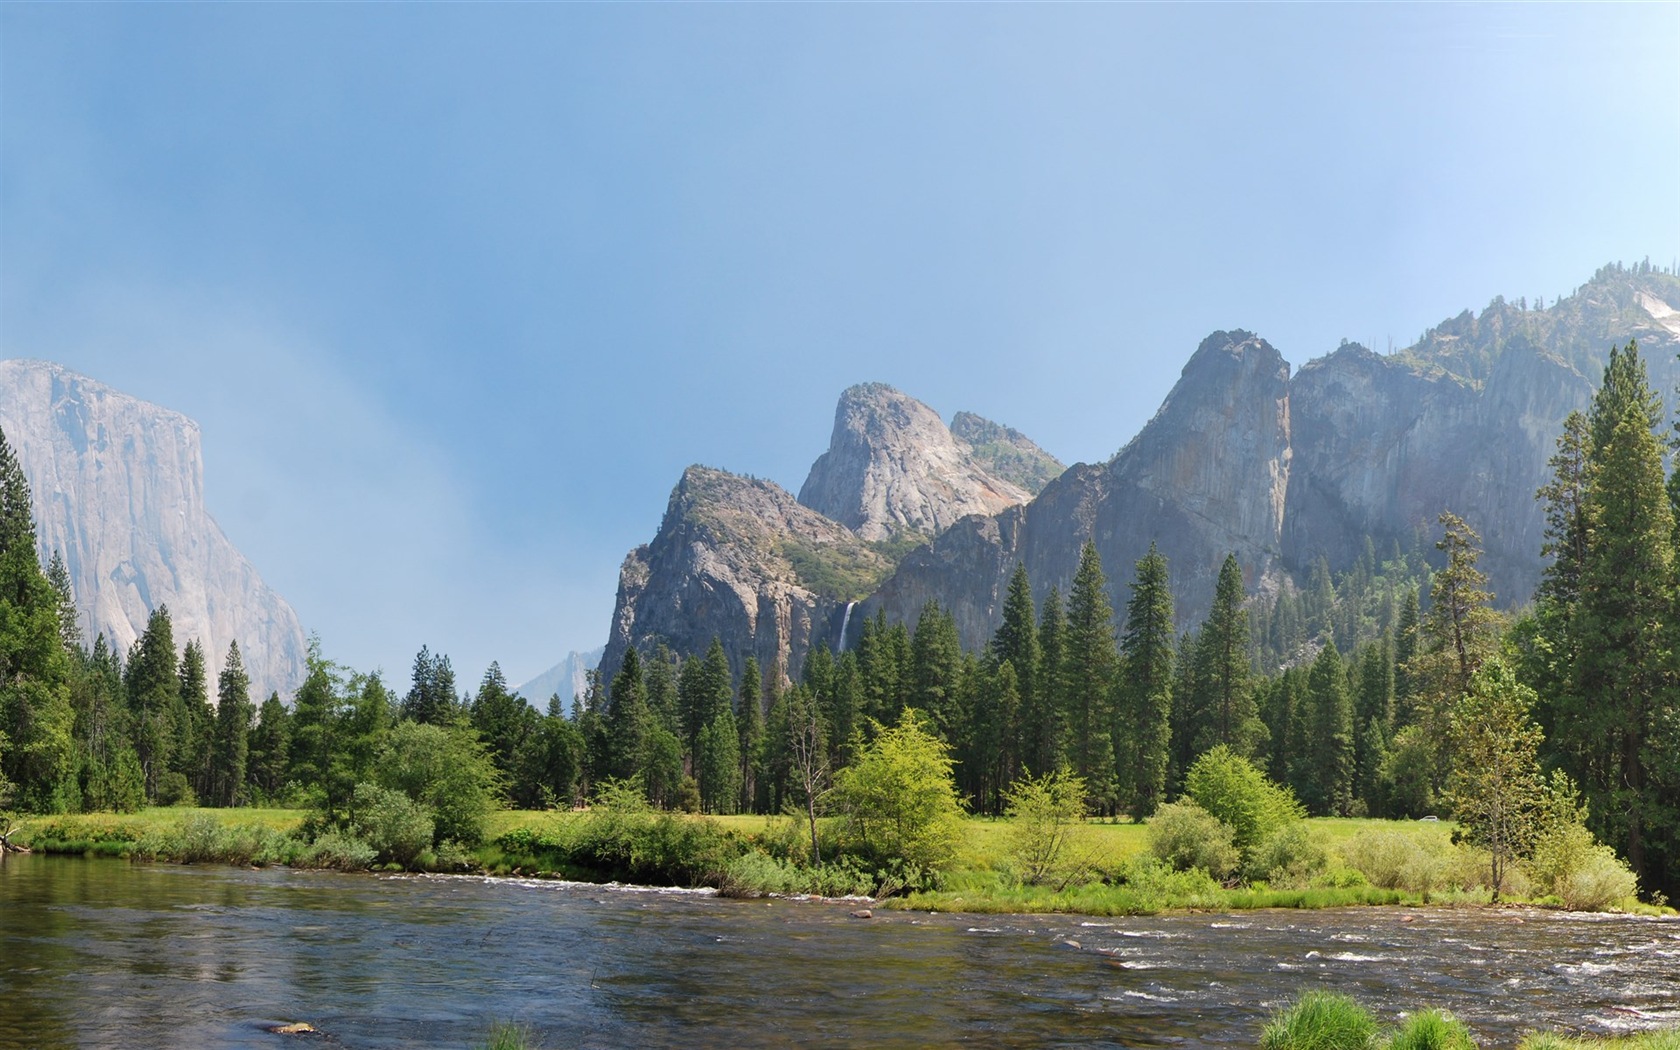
[1117,542,1174,819]
[1384,1010,1475,1050]
[1245,823,1329,886]
[697,711,741,815]
[351,782,435,868]
[777,535,893,602]
[298,829,378,872]
[1145,801,1239,879]
[1447,659,1544,900]
[1188,554,1266,759]
[1002,768,1090,886]
[831,709,966,871]
[1183,744,1305,855]
[1257,990,1378,1050]
[1063,542,1119,810]
[375,720,502,847]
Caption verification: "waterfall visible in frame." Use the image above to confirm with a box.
[836,601,857,652]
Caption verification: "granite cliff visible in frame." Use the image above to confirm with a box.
[598,264,1680,682]
[0,360,308,701]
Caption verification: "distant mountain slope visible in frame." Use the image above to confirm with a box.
[517,647,604,707]
[0,359,308,701]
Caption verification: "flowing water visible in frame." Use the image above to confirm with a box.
[837,601,856,652]
[2,853,1677,1049]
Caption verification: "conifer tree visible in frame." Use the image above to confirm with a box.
[125,606,180,801]
[1031,586,1068,777]
[0,426,75,811]
[737,655,765,813]
[289,637,348,818]
[646,644,681,739]
[697,710,741,815]
[1064,542,1119,811]
[1297,643,1354,816]
[246,692,290,802]
[992,563,1040,751]
[1392,586,1421,727]
[1189,554,1264,760]
[1117,542,1174,819]
[909,602,963,740]
[176,639,214,801]
[1565,341,1676,891]
[402,646,459,725]
[471,661,535,792]
[209,640,252,807]
[605,648,649,784]
[45,550,81,654]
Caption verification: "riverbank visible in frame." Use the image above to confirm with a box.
[10,807,1664,917]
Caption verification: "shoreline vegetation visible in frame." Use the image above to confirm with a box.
[9,804,1669,919]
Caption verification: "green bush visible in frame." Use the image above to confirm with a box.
[155,771,197,808]
[1146,801,1238,879]
[298,830,377,872]
[831,710,965,872]
[1387,1010,1475,1050]
[1258,990,1378,1050]
[352,783,435,868]
[1183,745,1305,855]
[1246,823,1329,886]
[1119,855,1226,910]
[1555,845,1637,911]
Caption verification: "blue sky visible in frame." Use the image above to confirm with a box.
[3,4,1677,689]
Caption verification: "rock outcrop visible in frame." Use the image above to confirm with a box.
[797,383,1051,541]
[516,647,604,707]
[597,264,1680,686]
[0,359,308,701]
[599,466,893,687]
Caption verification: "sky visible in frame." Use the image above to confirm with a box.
[2,4,1678,690]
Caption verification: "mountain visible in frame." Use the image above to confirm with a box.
[598,389,1062,685]
[797,383,1058,541]
[516,646,604,707]
[597,263,1680,686]
[864,265,1677,653]
[0,359,308,701]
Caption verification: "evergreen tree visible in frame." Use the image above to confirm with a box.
[1392,586,1422,728]
[518,695,584,809]
[402,645,460,725]
[909,602,963,740]
[992,563,1040,762]
[604,648,649,784]
[1117,542,1174,819]
[246,693,291,803]
[209,641,252,807]
[1296,643,1354,816]
[1031,586,1068,777]
[289,637,348,819]
[0,425,75,811]
[339,671,394,820]
[125,606,180,802]
[1565,341,1677,892]
[1352,637,1393,804]
[697,710,741,815]
[1063,542,1119,811]
[737,656,765,813]
[679,637,733,759]
[175,639,213,802]
[471,661,536,794]
[646,644,681,739]
[45,550,82,654]
[1189,554,1265,760]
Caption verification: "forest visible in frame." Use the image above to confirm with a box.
[1,341,1676,901]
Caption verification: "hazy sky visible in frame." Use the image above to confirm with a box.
[3,4,1677,689]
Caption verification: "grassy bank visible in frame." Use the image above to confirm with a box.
[16,806,1645,917]
[1261,990,1678,1050]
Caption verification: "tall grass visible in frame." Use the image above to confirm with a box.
[1258,990,1379,1050]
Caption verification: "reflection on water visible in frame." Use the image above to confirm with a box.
[3,853,1677,1049]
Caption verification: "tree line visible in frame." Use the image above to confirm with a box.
[2,341,1675,898]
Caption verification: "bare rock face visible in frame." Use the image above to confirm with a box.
[598,465,891,688]
[797,383,1043,541]
[0,360,307,701]
[864,331,1295,646]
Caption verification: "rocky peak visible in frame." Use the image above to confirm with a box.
[0,358,308,701]
[797,383,1037,541]
[949,411,1064,496]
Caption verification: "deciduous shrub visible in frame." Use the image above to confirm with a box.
[1146,801,1238,879]
[1388,1010,1475,1050]
[1183,745,1304,855]
[1245,822,1329,886]
[351,783,435,868]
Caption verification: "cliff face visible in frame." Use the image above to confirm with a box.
[0,359,308,701]
[598,466,891,688]
[864,331,1295,644]
[598,265,1680,686]
[797,383,1046,541]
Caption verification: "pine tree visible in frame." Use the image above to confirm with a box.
[288,637,348,818]
[909,602,963,741]
[246,693,291,803]
[45,550,82,654]
[697,710,741,815]
[1392,586,1421,728]
[1189,554,1264,760]
[402,646,460,725]
[992,563,1040,763]
[1030,586,1068,777]
[1117,542,1174,819]
[209,641,252,807]
[125,606,180,802]
[176,639,213,801]
[604,648,649,784]
[1566,341,1676,892]
[1063,542,1119,811]
[1297,643,1354,816]
[737,655,765,813]
[471,661,535,793]
[0,424,75,812]
[646,644,681,739]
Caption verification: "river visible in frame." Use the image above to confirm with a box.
[2,854,1676,1048]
